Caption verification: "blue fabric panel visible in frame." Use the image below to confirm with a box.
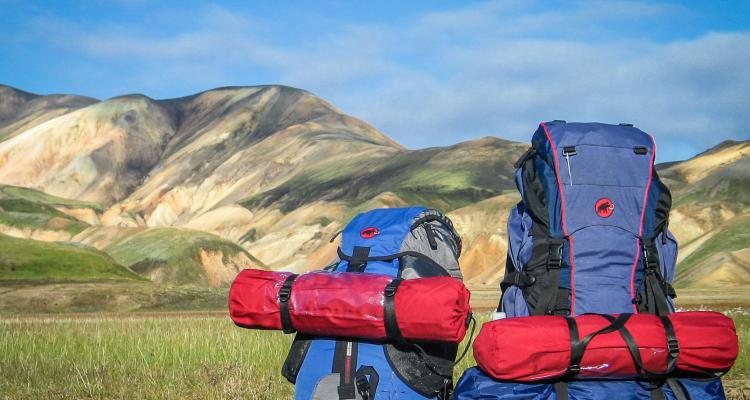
[534,156,564,237]
[507,203,534,270]
[295,340,433,399]
[544,122,653,152]
[454,367,554,399]
[559,241,571,290]
[570,226,640,315]
[657,231,678,283]
[340,207,427,258]
[642,177,661,239]
[501,286,530,317]
[333,259,401,277]
[515,168,526,199]
[453,368,726,400]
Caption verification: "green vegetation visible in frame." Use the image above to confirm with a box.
[0,311,746,399]
[0,184,102,210]
[0,282,231,314]
[675,217,750,287]
[105,228,260,285]
[0,315,294,399]
[241,141,522,214]
[0,185,100,235]
[0,198,89,235]
[0,234,141,283]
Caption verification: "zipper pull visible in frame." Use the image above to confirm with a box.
[562,146,577,186]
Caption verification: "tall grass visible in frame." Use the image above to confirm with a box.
[0,312,746,399]
[0,315,294,399]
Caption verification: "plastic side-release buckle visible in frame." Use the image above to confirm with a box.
[384,279,401,297]
[642,248,659,272]
[547,243,564,270]
[278,285,292,303]
[667,337,680,358]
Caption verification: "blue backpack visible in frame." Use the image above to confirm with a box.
[281,207,466,400]
[454,121,726,399]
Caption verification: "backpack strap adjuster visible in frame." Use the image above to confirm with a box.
[279,274,298,334]
[547,243,564,270]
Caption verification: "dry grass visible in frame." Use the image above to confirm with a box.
[0,311,746,399]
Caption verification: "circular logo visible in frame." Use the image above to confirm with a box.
[360,227,380,239]
[595,198,615,218]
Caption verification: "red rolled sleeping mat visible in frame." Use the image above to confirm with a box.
[473,312,738,381]
[228,269,472,343]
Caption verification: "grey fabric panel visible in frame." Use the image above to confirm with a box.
[400,210,462,280]
[311,373,363,400]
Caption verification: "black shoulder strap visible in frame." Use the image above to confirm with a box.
[638,240,674,316]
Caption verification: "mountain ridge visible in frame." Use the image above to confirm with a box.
[0,83,747,293]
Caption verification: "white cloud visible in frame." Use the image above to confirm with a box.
[19,1,750,161]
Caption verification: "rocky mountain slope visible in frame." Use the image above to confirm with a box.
[0,83,746,294]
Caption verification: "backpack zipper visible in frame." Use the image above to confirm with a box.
[562,146,577,185]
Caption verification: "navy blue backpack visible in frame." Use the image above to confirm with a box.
[281,207,466,399]
[454,121,726,399]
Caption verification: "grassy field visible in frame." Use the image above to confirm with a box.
[0,311,747,399]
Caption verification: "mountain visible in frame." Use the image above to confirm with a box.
[0,83,747,307]
[658,140,750,288]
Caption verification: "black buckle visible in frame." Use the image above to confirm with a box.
[667,338,680,357]
[384,280,400,297]
[547,243,564,270]
[642,248,658,272]
[514,272,536,287]
[278,286,291,303]
[567,364,581,375]
[356,375,370,399]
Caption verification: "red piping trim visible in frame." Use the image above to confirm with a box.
[540,122,576,313]
[630,134,656,313]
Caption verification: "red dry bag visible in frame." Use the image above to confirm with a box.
[229,269,472,343]
[473,312,738,381]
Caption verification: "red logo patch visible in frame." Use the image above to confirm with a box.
[595,198,615,218]
[360,227,380,239]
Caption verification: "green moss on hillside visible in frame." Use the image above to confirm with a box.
[675,218,750,287]
[241,140,523,213]
[0,234,141,283]
[0,185,102,211]
[105,228,262,285]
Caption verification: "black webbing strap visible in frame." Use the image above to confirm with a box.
[383,278,405,344]
[666,378,689,400]
[554,382,569,400]
[501,270,536,287]
[424,224,438,250]
[660,316,680,375]
[650,377,689,400]
[279,274,298,334]
[347,246,371,273]
[337,247,443,265]
[565,314,631,376]
[641,241,672,316]
[333,340,358,399]
[541,241,565,315]
[354,366,379,400]
[567,313,681,381]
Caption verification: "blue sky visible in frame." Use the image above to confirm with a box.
[1,1,749,162]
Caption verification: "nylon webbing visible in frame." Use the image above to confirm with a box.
[566,314,681,379]
[333,340,358,399]
[383,278,405,344]
[278,274,298,334]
